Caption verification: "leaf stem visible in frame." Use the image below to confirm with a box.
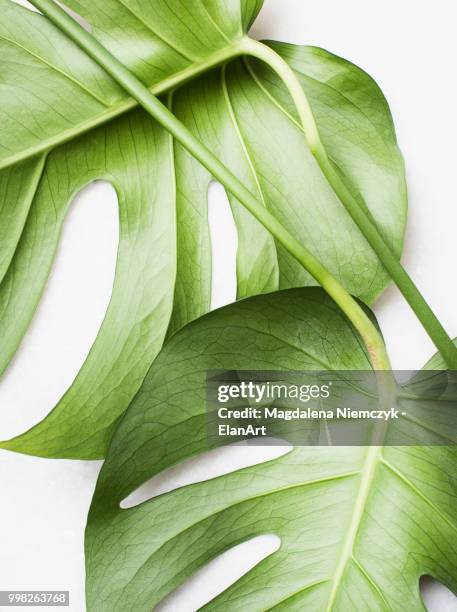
[28,0,391,371]
[242,39,457,369]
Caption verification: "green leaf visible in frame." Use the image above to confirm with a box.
[424,339,457,370]
[0,1,406,458]
[85,288,457,611]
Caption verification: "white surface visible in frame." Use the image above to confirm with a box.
[1,0,457,610]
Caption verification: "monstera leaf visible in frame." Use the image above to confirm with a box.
[0,0,406,458]
[85,288,457,611]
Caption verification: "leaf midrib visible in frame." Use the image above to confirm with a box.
[0,41,245,171]
[323,435,457,610]
[324,444,383,611]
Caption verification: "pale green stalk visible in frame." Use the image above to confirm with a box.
[241,39,457,369]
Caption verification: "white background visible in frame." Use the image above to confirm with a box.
[1,0,457,610]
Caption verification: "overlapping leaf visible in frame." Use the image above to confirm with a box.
[0,0,406,458]
[85,288,457,611]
